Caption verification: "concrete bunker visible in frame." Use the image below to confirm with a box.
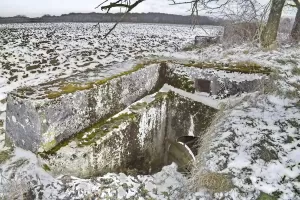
[5,60,271,177]
[38,90,218,178]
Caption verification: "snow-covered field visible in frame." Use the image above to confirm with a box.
[0,23,218,120]
[0,23,300,200]
[0,23,218,199]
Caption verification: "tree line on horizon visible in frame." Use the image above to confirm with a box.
[0,12,221,26]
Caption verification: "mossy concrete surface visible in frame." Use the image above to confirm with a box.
[0,149,13,165]
[167,63,269,96]
[6,63,163,153]
[6,60,269,154]
[39,91,217,178]
[183,61,272,75]
[257,192,277,200]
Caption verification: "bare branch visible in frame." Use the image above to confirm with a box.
[95,0,109,9]
[99,0,145,38]
[96,0,265,38]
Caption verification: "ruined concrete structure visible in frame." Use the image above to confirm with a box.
[5,60,270,177]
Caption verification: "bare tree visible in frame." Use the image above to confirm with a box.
[97,0,289,48]
[95,0,145,37]
[97,0,263,36]
[192,0,264,45]
[288,0,300,41]
[260,0,286,48]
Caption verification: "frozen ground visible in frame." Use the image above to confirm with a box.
[0,23,218,121]
[188,44,300,200]
[0,23,300,200]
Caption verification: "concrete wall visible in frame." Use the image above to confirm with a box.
[6,64,162,153]
[6,61,268,154]
[39,92,218,178]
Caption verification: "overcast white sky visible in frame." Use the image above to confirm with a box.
[0,0,294,18]
[0,0,191,17]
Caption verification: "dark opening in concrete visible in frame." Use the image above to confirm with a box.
[177,136,199,156]
[167,136,200,172]
[195,79,211,93]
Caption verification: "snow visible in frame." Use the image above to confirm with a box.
[0,146,190,199]
[161,84,220,109]
[200,94,300,199]
[1,22,300,199]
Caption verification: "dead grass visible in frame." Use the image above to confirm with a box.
[188,104,228,192]
[195,172,233,193]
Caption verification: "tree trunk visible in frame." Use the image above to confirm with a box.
[261,0,286,48]
[291,6,300,42]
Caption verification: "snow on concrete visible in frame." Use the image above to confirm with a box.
[0,145,190,199]
[1,22,300,200]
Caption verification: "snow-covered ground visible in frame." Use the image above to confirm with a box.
[187,44,300,200]
[0,23,218,121]
[0,23,300,200]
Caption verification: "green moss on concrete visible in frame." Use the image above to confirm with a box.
[77,113,137,146]
[130,102,148,111]
[46,83,94,99]
[42,164,51,171]
[166,73,195,93]
[152,91,176,104]
[4,134,14,150]
[154,92,168,100]
[46,92,62,99]
[46,61,157,99]
[257,192,277,200]
[183,61,272,75]
[129,91,178,112]
[17,60,269,100]
[60,83,93,94]
[41,140,57,152]
[0,149,13,164]
[40,91,172,156]
[41,113,137,156]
